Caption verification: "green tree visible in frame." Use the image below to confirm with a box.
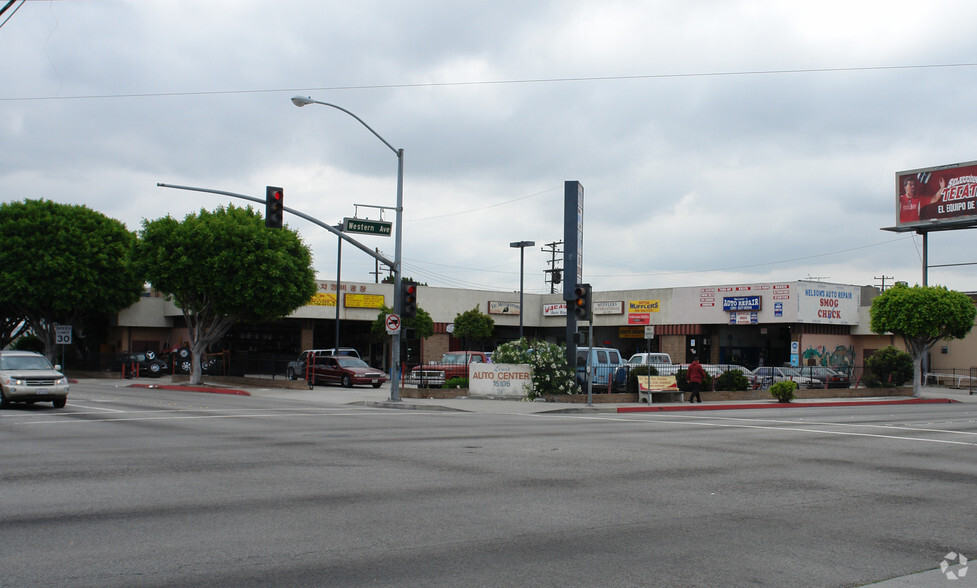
[0,305,28,350]
[452,305,494,349]
[371,305,433,340]
[133,205,316,384]
[870,283,976,397]
[0,199,143,362]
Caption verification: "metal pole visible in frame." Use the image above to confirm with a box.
[519,247,525,339]
[290,97,405,402]
[390,149,404,402]
[335,225,342,349]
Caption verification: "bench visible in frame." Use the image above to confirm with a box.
[637,375,683,403]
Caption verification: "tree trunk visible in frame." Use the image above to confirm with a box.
[912,353,923,398]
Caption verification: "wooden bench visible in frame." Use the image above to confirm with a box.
[637,375,683,403]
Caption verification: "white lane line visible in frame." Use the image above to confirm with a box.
[630,413,977,438]
[536,413,977,447]
[6,408,422,425]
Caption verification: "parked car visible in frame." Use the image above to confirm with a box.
[751,366,815,389]
[406,351,491,388]
[0,351,70,409]
[626,352,673,367]
[287,348,361,380]
[309,356,387,388]
[798,366,851,389]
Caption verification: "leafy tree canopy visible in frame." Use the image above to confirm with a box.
[0,199,142,360]
[133,204,317,382]
[870,283,976,396]
[452,305,494,345]
[371,305,433,340]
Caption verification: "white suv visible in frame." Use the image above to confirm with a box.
[0,351,70,409]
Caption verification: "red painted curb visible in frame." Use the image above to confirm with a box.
[127,383,251,397]
[617,398,956,413]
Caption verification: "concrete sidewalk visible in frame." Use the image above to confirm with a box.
[99,375,977,415]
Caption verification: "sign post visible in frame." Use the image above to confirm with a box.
[55,324,72,369]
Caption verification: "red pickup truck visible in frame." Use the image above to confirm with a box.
[407,351,491,387]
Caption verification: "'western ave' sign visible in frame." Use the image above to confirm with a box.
[343,217,392,236]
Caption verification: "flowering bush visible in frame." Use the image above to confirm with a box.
[492,338,579,399]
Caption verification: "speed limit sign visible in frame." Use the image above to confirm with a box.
[55,324,72,345]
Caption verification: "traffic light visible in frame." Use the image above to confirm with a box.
[401,280,418,319]
[573,283,592,321]
[265,186,284,228]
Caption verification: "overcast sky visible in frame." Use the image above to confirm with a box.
[4,0,977,296]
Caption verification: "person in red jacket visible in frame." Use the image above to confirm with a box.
[687,358,706,403]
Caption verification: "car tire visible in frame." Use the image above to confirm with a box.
[52,397,66,409]
[145,350,157,361]
[177,347,191,360]
[341,375,353,388]
[372,382,382,388]
[148,362,163,376]
[286,367,296,381]
[178,360,192,374]
[0,391,8,409]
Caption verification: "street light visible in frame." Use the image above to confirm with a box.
[510,240,535,339]
[292,96,405,402]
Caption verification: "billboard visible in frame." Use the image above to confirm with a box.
[896,160,977,229]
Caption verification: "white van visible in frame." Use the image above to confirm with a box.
[575,347,625,389]
[627,353,673,366]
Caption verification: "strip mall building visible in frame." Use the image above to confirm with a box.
[112,279,976,376]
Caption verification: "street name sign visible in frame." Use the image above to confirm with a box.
[344,218,392,236]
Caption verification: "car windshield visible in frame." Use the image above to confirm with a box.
[336,357,368,368]
[0,355,54,371]
[442,354,468,365]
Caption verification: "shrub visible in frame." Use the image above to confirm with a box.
[769,380,798,403]
[626,365,659,394]
[676,368,712,392]
[714,370,750,391]
[492,338,578,399]
[444,376,468,389]
[863,346,913,388]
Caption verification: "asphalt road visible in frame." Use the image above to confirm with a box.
[2,380,976,587]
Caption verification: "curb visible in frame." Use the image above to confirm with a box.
[617,398,957,413]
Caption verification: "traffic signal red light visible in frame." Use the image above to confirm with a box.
[401,281,418,318]
[573,283,592,321]
[265,186,284,228]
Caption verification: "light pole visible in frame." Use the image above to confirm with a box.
[292,96,405,402]
[334,223,342,350]
[510,240,535,339]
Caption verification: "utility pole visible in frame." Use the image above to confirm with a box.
[541,240,564,294]
[874,275,894,291]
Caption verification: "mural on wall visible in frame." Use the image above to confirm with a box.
[801,344,855,372]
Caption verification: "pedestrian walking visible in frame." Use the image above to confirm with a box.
[688,358,706,403]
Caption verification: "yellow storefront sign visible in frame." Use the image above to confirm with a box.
[628,300,660,313]
[345,293,385,309]
[309,293,337,307]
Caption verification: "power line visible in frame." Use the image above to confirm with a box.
[4,62,977,102]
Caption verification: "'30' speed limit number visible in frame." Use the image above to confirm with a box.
[55,324,72,345]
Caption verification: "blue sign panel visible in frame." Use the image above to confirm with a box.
[722,296,762,312]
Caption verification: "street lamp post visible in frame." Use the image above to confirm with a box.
[335,223,342,350]
[292,96,405,402]
[510,240,535,339]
